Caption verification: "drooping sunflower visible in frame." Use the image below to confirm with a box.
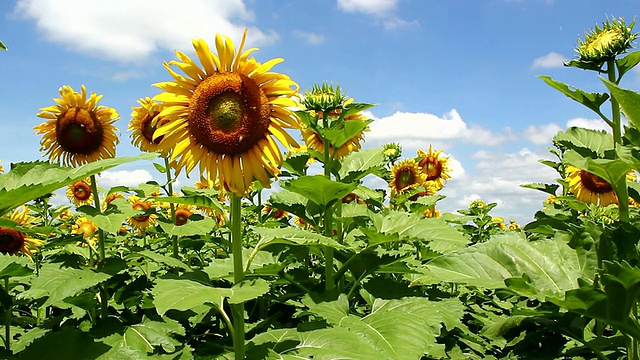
[34,85,120,167]
[129,97,171,156]
[66,178,94,206]
[576,16,637,65]
[301,110,369,160]
[172,203,196,226]
[389,159,427,196]
[126,196,158,230]
[566,166,624,206]
[416,145,452,189]
[0,206,45,260]
[152,29,300,196]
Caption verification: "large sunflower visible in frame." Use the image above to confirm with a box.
[152,30,300,196]
[301,110,369,160]
[66,178,94,206]
[129,97,171,156]
[416,145,452,189]
[34,85,120,167]
[565,166,635,206]
[389,159,427,196]
[0,206,45,260]
[126,196,158,230]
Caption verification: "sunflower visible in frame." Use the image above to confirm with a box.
[152,29,300,196]
[423,207,441,218]
[576,16,637,65]
[416,145,452,189]
[172,203,196,226]
[0,206,44,260]
[34,85,120,167]
[66,178,94,206]
[566,166,626,206]
[126,196,158,230]
[0,159,4,173]
[492,217,506,230]
[262,205,288,220]
[129,97,171,156]
[389,159,427,196]
[301,110,369,160]
[103,192,124,210]
[71,217,99,247]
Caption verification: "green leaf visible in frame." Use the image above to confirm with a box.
[123,317,185,353]
[282,153,311,177]
[616,51,640,79]
[129,250,190,270]
[22,264,110,307]
[282,175,357,208]
[157,216,217,237]
[0,40,6,51]
[0,254,33,278]
[152,162,167,173]
[553,127,614,157]
[338,147,386,183]
[0,153,157,216]
[267,188,312,220]
[152,278,232,316]
[20,327,110,360]
[539,76,610,117]
[520,183,560,196]
[302,294,350,325]
[323,119,373,149]
[150,194,225,218]
[77,206,129,234]
[11,328,49,353]
[411,233,596,299]
[227,278,271,304]
[602,78,640,130]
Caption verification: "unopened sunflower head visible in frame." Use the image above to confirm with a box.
[129,97,171,156]
[34,85,120,167]
[66,178,94,206]
[575,16,637,65]
[301,83,349,113]
[382,142,403,163]
[152,29,300,197]
[0,206,45,260]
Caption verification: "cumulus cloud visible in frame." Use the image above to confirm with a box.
[523,123,562,145]
[15,0,277,62]
[367,109,515,146]
[293,30,325,45]
[532,52,569,69]
[337,0,397,15]
[98,169,154,188]
[567,117,611,132]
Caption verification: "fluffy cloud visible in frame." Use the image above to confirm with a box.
[98,169,154,188]
[367,109,515,146]
[337,0,398,15]
[523,123,562,145]
[567,117,611,132]
[15,0,276,62]
[293,30,325,45]
[532,52,569,69]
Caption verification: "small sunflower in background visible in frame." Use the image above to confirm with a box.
[129,97,170,156]
[564,166,636,206]
[389,159,427,196]
[423,207,441,218]
[0,159,4,173]
[172,204,196,226]
[152,29,300,196]
[262,205,288,220]
[575,16,637,65]
[416,145,452,189]
[0,206,44,260]
[34,85,120,167]
[126,196,158,230]
[66,178,94,206]
[103,192,124,210]
[71,217,98,247]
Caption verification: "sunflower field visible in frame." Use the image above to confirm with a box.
[2,16,640,360]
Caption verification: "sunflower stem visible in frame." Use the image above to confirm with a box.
[89,175,106,262]
[607,59,630,222]
[230,193,245,359]
[162,157,179,258]
[322,110,335,291]
[3,278,9,351]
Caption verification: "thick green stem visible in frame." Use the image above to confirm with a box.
[322,111,335,291]
[89,175,105,262]
[607,59,629,222]
[163,157,179,258]
[4,278,9,352]
[230,194,245,359]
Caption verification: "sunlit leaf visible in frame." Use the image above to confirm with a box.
[129,250,190,270]
[539,76,609,117]
[0,253,33,278]
[520,183,560,196]
[150,194,225,218]
[123,317,185,353]
[616,51,640,80]
[157,216,218,237]
[602,78,640,131]
[322,119,373,149]
[152,278,232,316]
[553,127,614,157]
[338,147,386,183]
[282,175,357,208]
[227,278,271,304]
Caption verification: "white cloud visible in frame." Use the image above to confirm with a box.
[15,0,277,62]
[383,17,420,30]
[98,169,154,188]
[367,109,515,146]
[523,123,562,145]
[567,117,611,132]
[293,30,325,45]
[337,0,397,15]
[532,52,569,69]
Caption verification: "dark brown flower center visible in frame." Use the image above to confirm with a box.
[419,158,442,181]
[72,181,92,201]
[141,112,164,145]
[396,168,415,190]
[132,202,151,222]
[0,228,25,255]
[175,209,191,226]
[188,72,270,155]
[580,170,613,194]
[56,107,104,155]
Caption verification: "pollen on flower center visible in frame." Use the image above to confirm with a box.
[57,107,104,154]
[188,72,270,155]
[580,170,612,193]
[0,228,25,255]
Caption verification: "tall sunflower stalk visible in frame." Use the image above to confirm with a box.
[152,29,301,358]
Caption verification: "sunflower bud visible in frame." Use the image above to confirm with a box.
[573,16,637,68]
[301,83,349,113]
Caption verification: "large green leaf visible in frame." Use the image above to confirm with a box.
[156,216,218,237]
[20,264,110,307]
[282,175,357,208]
[616,51,640,79]
[267,188,312,221]
[152,278,232,316]
[0,153,157,216]
[411,233,596,299]
[323,119,373,149]
[151,192,225,218]
[123,317,185,353]
[19,327,110,360]
[602,78,640,131]
[553,127,614,157]
[129,250,190,270]
[227,278,271,304]
[338,147,386,183]
[77,205,129,234]
[539,76,610,118]
[0,254,33,278]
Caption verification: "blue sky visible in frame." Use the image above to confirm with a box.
[1,0,639,223]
